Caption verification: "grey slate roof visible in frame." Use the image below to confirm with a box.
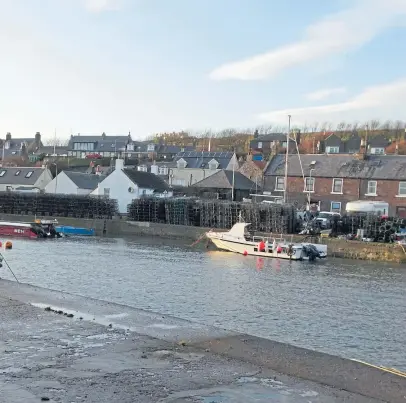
[0,167,45,185]
[123,169,170,192]
[368,134,390,147]
[64,171,106,190]
[157,145,195,154]
[192,170,259,190]
[67,135,132,153]
[175,151,234,169]
[265,154,406,180]
[34,146,68,155]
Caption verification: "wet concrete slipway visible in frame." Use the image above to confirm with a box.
[0,236,405,402]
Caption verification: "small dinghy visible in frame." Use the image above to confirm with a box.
[206,222,327,261]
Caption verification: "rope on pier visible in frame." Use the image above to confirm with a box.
[351,359,406,378]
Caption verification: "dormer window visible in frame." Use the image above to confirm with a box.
[177,158,187,169]
[147,143,155,152]
[127,143,134,151]
[137,165,147,172]
[208,158,219,170]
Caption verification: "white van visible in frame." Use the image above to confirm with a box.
[346,200,389,216]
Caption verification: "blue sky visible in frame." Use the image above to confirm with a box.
[1,0,405,141]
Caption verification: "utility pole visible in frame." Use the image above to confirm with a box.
[284,115,291,203]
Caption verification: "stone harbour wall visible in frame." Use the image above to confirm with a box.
[0,214,405,263]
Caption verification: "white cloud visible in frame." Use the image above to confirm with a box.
[306,87,346,101]
[258,77,406,124]
[210,0,406,80]
[82,0,123,13]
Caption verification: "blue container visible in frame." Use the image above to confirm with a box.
[252,154,263,161]
[55,226,95,236]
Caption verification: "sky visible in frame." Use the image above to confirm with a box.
[1,0,406,141]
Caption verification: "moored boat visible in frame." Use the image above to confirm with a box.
[206,222,327,261]
[55,226,95,236]
[0,221,49,238]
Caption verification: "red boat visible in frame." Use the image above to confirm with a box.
[0,221,50,239]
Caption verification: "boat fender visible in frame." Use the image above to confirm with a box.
[243,250,248,256]
[258,241,266,252]
[276,246,282,253]
[5,241,12,250]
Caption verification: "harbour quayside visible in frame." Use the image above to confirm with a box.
[206,222,327,261]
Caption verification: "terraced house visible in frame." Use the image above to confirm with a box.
[264,154,406,217]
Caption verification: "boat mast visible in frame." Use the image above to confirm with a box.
[283,115,291,203]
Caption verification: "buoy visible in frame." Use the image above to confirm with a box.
[0,241,2,248]
[243,250,248,256]
[5,241,12,250]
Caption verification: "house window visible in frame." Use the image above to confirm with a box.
[258,142,263,149]
[282,141,287,148]
[332,178,343,193]
[15,170,21,176]
[304,177,315,192]
[25,171,33,178]
[398,182,406,196]
[366,180,377,195]
[371,147,385,155]
[326,146,339,154]
[275,177,285,191]
[331,202,341,213]
[0,170,6,177]
[137,165,147,172]
[104,188,110,197]
[158,166,168,175]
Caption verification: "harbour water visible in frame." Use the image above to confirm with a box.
[1,235,405,371]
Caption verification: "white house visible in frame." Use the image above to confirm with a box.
[171,151,239,187]
[91,159,172,213]
[45,171,106,195]
[0,166,52,192]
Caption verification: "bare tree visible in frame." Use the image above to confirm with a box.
[336,121,346,131]
[367,119,380,130]
[393,120,405,139]
[381,120,393,131]
[352,121,359,131]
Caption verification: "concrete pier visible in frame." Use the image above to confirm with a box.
[0,280,404,402]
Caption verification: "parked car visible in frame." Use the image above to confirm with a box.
[85,153,102,159]
[315,211,341,229]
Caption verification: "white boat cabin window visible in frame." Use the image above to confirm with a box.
[331,202,341,213]
[15,170,21,176]
[25,171,34,178]
[332,178,343,194]
[0,170,6,177]
[304,177,315,192]
[275,177,285,191]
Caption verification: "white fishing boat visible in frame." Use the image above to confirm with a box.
[206,222,327,261]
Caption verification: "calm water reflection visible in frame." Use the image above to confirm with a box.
[2,236,405,370]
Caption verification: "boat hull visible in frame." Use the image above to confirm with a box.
[0,224,38,239]
[207,229,327,261]
[55,226,95,236]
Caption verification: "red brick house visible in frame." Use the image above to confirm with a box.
[263,154,406,217]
